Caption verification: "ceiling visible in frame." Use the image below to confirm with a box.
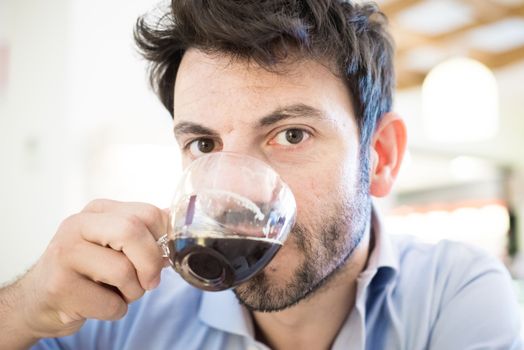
[377,0,524,89]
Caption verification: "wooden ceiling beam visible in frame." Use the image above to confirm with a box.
[381,0,524,90]
[379,0,422,17]
[395,45,524,90]
[395,3,524,55]
[471,45,524,69]
[390,23,431,52]
[395,69,426,90]
[461,0,508,20]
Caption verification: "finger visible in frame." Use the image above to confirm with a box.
[62,212,164,290]
[83,199,170,239]
[67,241,145,303]
[55,275,129,322]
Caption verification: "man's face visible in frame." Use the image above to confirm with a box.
[173,49,371,311]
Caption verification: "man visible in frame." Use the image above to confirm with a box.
[0,0,521,349]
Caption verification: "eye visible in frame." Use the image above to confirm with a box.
[272,128,310,146]
[187,138,217,157]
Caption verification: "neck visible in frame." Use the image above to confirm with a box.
[252,227,372,350]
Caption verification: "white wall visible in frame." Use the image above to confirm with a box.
[0,0,179,284]
[0,0,70,283]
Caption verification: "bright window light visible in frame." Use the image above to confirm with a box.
[386,203,510,258]
[422,57,499,143]
[88,144,182,207]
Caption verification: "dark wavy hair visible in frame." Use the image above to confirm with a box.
[134,0,394,159]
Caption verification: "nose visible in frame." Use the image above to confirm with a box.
[186,151,282,219]
[219,130,270,165]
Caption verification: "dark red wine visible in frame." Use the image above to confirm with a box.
[169,236,281,291]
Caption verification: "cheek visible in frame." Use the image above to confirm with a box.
[281,169,335,241]
[287,155,360,222]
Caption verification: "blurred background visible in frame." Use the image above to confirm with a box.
[1,0,523,332]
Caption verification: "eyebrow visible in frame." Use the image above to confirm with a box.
[173,103,325,137]
[174,122,219,138]
[258,103,325,127]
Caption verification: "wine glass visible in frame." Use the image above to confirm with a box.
[158,152,296,291]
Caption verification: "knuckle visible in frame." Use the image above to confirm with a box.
[44,269,68,300]
[120,215,144,240]
[49,221,83,261]
[45,241,70,267]
[83,199,103,212]
[40,242,75,299]
[57,213,81,234]
[141,205,163,230]
[83,198,112,212]
[105,297,127,320]
[45,241,65,260]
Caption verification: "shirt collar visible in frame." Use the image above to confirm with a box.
[366,204,399,276]
[198,202,399,335]
[355,204,399,296]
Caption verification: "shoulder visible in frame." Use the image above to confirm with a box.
[390,236,522,349]
[391,235,514,308]
[392,236,512,296]
[393,235,507,277]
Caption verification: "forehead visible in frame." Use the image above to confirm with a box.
[173,49,355,126]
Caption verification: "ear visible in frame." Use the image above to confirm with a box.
[369,112,407,197]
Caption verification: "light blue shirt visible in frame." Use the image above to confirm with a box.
[33,211,522,350]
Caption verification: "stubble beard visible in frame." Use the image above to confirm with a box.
[233,187,371,312]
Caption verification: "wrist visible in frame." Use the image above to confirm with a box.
[0,278,40,349]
